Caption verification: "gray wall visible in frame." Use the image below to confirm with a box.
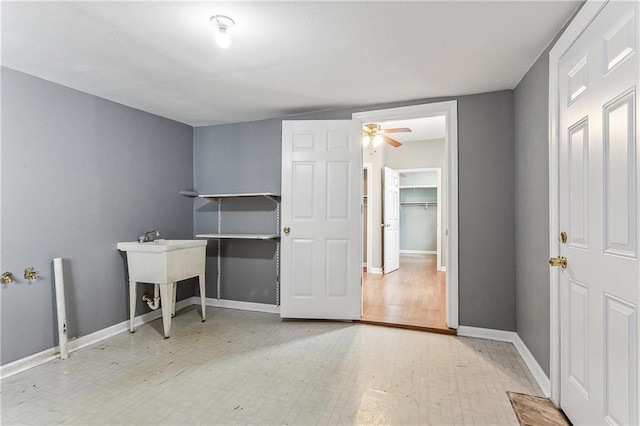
[194,90,516,331]
[193,121,281,304]
[514,47,552,375]
[1,68,194,365]
[513,4,581,376]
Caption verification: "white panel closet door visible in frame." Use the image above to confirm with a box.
[383,167,400,274]
[558,2,639,424]
[280,120,362,319]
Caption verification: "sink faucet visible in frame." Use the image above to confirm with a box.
[138,230,160,243]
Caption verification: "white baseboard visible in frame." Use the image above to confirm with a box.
[201,297,280,314]
[512,334,551,397]
[368,267,383,274]
[457,326,550,397]
[400,250,436,255]
[0,347,58,380]
[0,298,192,380]
[438,266,447,272]
[458,326,516,342]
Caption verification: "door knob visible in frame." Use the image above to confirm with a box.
[549,256,567,269]
[283,226,290,235]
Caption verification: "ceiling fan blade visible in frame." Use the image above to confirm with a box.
[381,127,412,134]
[383,135,402,147]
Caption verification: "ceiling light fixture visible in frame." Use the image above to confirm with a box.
[362,123,410,148]
[211,15,235,49]
[362,135,371,148]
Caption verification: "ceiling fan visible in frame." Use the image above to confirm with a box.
[362,123,412,148]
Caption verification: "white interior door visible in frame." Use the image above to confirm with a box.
[280,120,362,319]
[383,167,400,274]
[557,1,639,424]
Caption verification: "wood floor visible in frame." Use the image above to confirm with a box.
[361,254,455,334]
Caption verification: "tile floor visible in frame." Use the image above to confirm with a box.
[1,307,542,425]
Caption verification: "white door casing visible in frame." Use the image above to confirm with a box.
[383,167,400,274]
[353,100,458,329]
[280,120,362,320]
[552,1,639,424]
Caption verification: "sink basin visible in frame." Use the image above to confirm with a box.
[117,239,207,337]
[117,239,205,253]
[117,240,206,283]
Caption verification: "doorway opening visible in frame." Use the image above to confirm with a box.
[353,101,459,331]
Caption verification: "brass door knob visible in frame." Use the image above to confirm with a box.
[549,256,567,269]
[283,226,290,235]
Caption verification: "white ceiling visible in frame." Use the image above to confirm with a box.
[378,116,446,143]
[1,1,580,127]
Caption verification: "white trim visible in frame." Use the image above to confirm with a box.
[0,347,58,380]
[513,334,551,397]
[353,100,459,330]
[362,262,367,268]
[202,297,280,314]
[458,326,550,397]
[0,298,192,380]
[400,250,436,255]
[548,0,607,406]
[458,326,516,342]
[368,267,383,274]
[438,266,447,272]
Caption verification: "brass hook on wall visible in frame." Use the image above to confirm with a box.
[1,272,15,284]
[24,267,38,281]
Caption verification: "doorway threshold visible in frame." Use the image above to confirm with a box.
[356,319,457,335]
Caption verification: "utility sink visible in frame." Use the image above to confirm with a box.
[117,239,207,338]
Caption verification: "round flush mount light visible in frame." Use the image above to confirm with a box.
[210,15,235,49]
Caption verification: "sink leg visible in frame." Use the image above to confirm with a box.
[159,283,173,338]
[199,273,206,322]
[171,282,177,317]
[129,281,137,333]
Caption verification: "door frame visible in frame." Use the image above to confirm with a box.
[548,0,609,406]
[396,167,443,271]
[353,100,459,329]
[363,162,373,272]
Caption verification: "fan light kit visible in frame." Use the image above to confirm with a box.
[362,123,412,148]
[211,15,235,49]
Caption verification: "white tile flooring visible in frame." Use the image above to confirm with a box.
[2,307,542,425]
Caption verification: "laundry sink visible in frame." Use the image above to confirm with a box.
[117,239,207,338]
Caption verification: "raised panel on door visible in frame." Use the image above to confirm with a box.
[326,239,349,297]
[568,56,589,105]
[326,161,351,220]
[603,10,636,74]
[568,279,589,396]
[291,239,314,297]
[292,162,315,220]
[604,294,637,425]
[568,118,589,248]
[603,90,636,257]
